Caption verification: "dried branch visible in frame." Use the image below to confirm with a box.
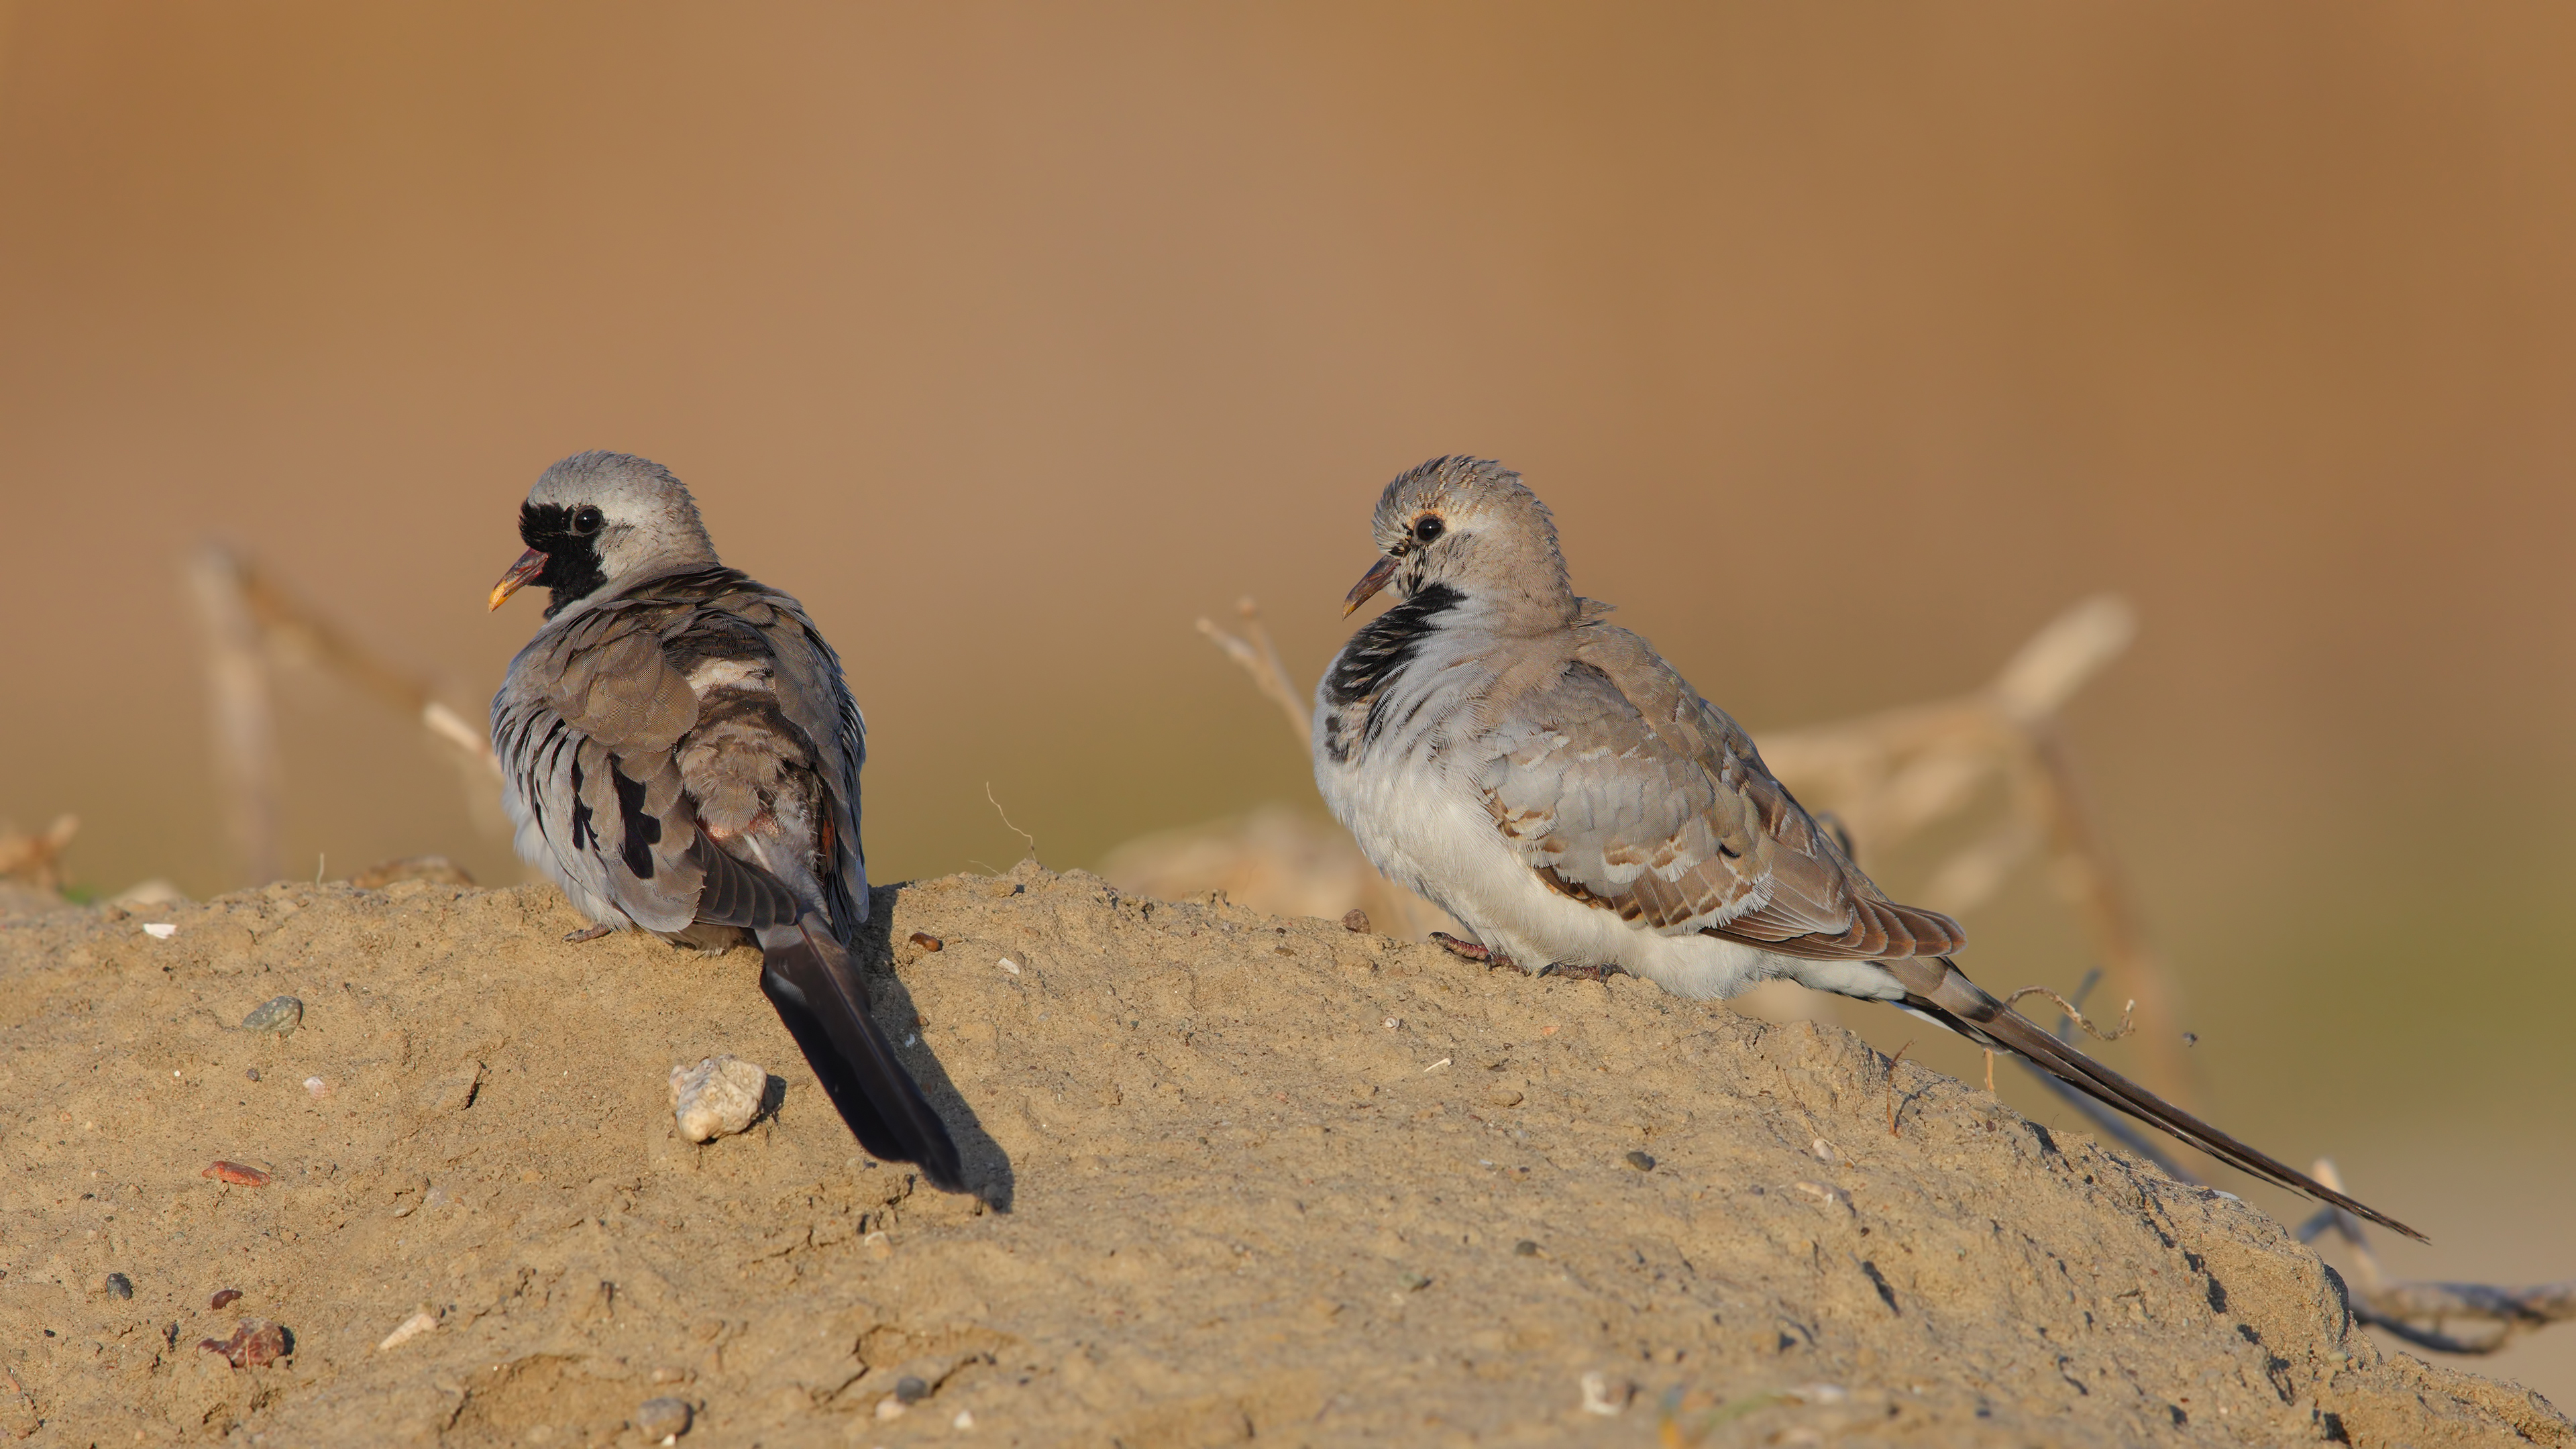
[2019,718,2190,1101]
[188,546,284,887]
[0,815,79,891]
[1754,594,2195,1104]
[186,542,502,887]
[1167,599,1463,938]
[1196,598,1311,749]
[2296,1159,2575,1354]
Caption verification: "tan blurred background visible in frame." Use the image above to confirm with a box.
[3,1,2571,1398]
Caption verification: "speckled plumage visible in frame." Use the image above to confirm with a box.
[490,451,959,1189]
[1315,455,2418,1238]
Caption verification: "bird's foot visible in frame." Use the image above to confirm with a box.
[563,924,616,943]
[1539,962,1617,983]
[1430,932,1515,971]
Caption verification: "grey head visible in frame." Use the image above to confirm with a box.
[487,451,722,618]
[1340,456,1577,631]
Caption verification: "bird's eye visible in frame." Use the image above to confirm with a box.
[1412,515,1446,545]
[571,506,604,535]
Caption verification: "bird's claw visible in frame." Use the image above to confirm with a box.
[563,924,615,943]
[1539,962,1616,983]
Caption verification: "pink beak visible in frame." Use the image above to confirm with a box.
[488,548,547,611]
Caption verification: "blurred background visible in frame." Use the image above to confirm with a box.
[3,1,2570,1397]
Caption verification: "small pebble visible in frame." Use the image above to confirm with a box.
[633,1397,692,1440]
[998,958,1020,975]
[103,1273,133,1299]
[1513,1240,1539,1257]
[303,1076,331,1099]
[1580,1371,1634,1416]
[238,996,303,1036]
[875,1398,908,1421]
[1398,1271,1432,1292]
[953,1409,976,1430]
[244,1067,260,1082]
[1624,1150,1656,1173]
[142,922,176,939]
[669,1056,767,1143]
[203,1161,271,1187]
[197,1319,288,1368]
[895,1375,930,1404]
[1786,1383,1848,1405]
[1341,908,1371,933]
[649,1366,692,1385]
[211,1288,242,1309]
[908,932,944,953]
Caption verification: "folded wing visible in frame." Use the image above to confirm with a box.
[1473,629,1964,959]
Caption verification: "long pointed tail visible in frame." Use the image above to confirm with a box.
[756,917,964,1191]
[1885,955,2424,1242]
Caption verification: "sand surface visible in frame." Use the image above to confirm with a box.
[3,865,2567,1448]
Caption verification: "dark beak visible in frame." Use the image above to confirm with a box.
[1342,555,1399,616]
[488,547,547,611]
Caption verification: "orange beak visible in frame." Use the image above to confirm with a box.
[488,548,547,611]
[1342,555,1399,616]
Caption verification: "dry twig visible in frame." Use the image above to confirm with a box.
[985,782,1039,862]
[2000,986,2135,1042]
[1196,598,1310,749]
[1176,599,1454,939]
[187,543,502,887]
[2297,1159,2575,1354]
[1756,594,2195,1104]
[0,815,79,892]
[2006,971,2202,1185]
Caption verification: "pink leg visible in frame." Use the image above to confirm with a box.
[1430,931,1517,971]
[563,924,616,943]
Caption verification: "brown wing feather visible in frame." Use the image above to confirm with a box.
[1479,625,1963,960]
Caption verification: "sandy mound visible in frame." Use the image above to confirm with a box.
[3,865,2567,1447]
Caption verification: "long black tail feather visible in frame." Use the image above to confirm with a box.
[688,834,963,1189]
[757,918,964,1191]
[1892,956,2424,1242]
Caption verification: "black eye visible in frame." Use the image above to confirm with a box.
[571,506,604,536]
[1412,515,1446,545]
